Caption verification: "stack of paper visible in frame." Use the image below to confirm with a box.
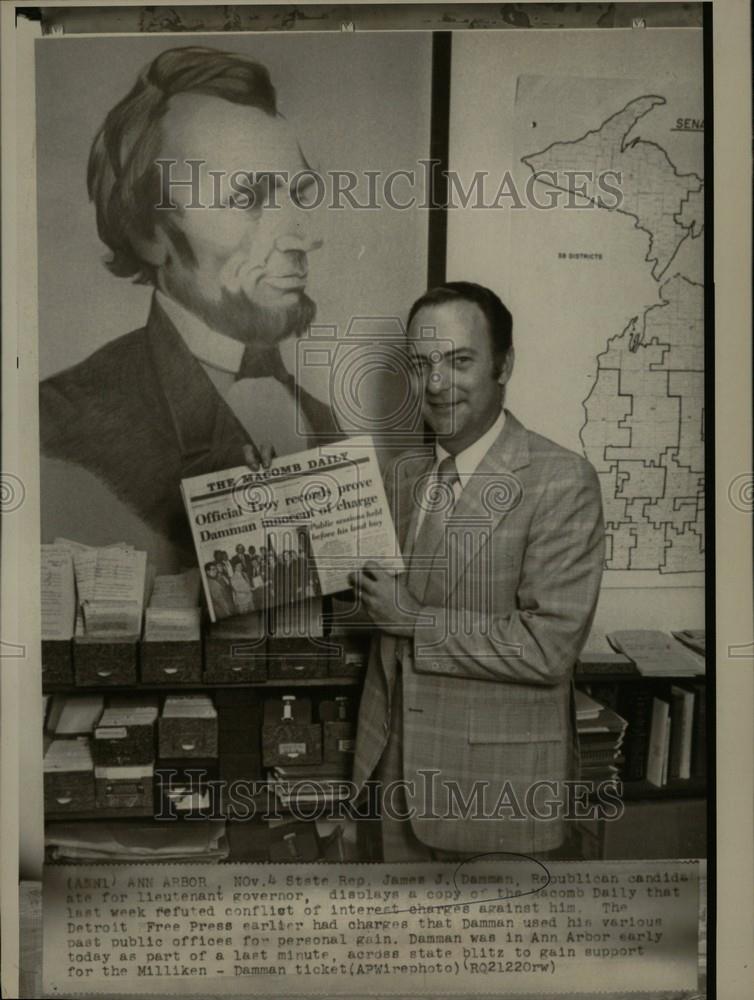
[576,693,628,785]
[45,820,229,861]
[144,570,202,641]
[41,545,77,640]
[55,538,147,638]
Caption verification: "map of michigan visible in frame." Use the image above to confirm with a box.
[521,94,704,573]
[521,95,704,280]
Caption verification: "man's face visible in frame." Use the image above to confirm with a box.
[207,564,218,579]
[152,94,321,344]
[407,300,513,455]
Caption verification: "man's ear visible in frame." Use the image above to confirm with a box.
[497,346,515,387]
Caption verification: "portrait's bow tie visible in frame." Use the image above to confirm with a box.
[236,345,295,387]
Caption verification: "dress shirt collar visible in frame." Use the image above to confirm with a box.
[435,406,506,488]
[156,290,245,374]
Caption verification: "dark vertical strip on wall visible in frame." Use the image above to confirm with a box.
[426,32,452,289]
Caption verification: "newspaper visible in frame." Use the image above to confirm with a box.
[181,436,403,622]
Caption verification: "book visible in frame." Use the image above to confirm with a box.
[646,697,670,787]
[181,436,404,622]
[661,718,672,786]
[691,685,707,779]
[669,685,695,780]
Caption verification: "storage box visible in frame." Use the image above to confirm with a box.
[92,701,158,766]
[204,633,267,683]
[154,759,219,818]
[158,695,218,758]
[73,636,139,687]
[140,640,202,685]
[44,738,95,814]
[266,636,331,679]
[328,634,370,677]
[95,764,154,811]
[262,696,322,766]
[319,696,357,764]
[41,640,74,687]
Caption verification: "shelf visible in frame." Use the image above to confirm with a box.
[46,807,155,822]
[43,675,363,694]
[575,666,705,684]
[619,777,707,801]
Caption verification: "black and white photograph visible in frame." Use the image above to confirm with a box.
[2,1,750,998]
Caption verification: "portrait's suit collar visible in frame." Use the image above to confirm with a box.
[144,296,252,477]
[144,295,344,476]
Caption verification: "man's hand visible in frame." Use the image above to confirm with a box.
[243,442,276,471]
[349,561,422,637]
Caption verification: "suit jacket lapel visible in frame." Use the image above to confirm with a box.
[144,297,254,477]
[419,410,531,604]
[394,450,434,559]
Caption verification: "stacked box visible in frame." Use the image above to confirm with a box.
[92,701,158,766]
[159,694,218,758]
[73,636,139,687]
[328,633,370,677]
[262,696,322,767]
[41,640,74,687]
[319,696,357,764]
[204,632,267,683]
[154,759,219,818]
[141,640,202,685]
[266,636,331,679]
[95,764,154,811]
[44,738,95,814]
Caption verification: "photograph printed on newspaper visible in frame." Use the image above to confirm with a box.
[181,436,404,621]
[11,2,711,997]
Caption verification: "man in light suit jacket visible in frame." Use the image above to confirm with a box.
[351,282,605,861]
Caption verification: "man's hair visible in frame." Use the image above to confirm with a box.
[407,281,513,374]
[88,46,277,285]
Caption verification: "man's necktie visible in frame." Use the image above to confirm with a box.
[236,345,295,388]
[406,455,460,595]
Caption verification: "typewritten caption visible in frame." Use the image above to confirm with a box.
[44,860,699,995]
